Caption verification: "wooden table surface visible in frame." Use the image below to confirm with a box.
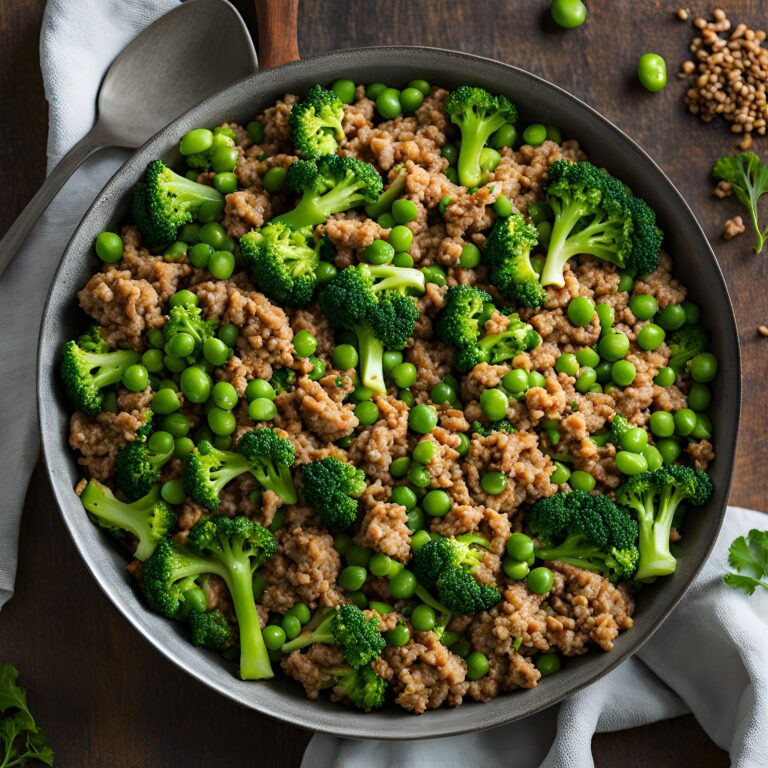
[2,0,765,765]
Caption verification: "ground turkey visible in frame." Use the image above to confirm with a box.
[294,373,358,441]
[354,481,411,563]
[348,395,409,482]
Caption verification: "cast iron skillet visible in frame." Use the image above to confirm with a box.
[38,46,740,739]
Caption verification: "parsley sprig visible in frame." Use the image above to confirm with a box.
[723,528,768,596]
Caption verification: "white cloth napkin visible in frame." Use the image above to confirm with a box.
[304,505,768,768]
[0,0,176,609]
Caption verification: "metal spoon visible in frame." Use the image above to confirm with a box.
[0,0,257,277]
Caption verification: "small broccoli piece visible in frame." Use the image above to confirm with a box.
[281,604,385,668]
[712,152,768,253]
[237,428,297,505]
[364,163,407,218]
[115,436,174,501]
[132,159,224,245]
[270,367,296,394]
[163,304,218,358]
[328,665,387,712]
[186,127,237,170]
[289,84,345,158]
[436,285,493,349]
[80,480,175,561]
[609,413,632,444]
[240,222,320,306]
[187,609,234,649]
[145,516,276,679]
[60,339,141,416]
[484,209,546,308]
[444,86,518,188]
[667,326,710,375]
[274,155,383,230]
[411,534,501,613]
[181,440,253,510]
[541,160,661,288]
[528,490,640,582]
[470,419,516,437]
[454,315,540,374]
[319,263,424,393]
[77,324,110,353]
[301,457,366,528]
[617,466,713,581]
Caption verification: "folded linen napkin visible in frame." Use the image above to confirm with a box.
[304,506,768,768]
[0,0,176,609]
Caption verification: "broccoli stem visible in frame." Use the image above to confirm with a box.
[356,318,386,394]
[252,463,298,505]
[457,131,490,189]
[281,612,335,654]
[276,176,364,230]
[225,555,274,680]
[635,487,681,580]
[90,350,143,388]
[414,584,449,614]
[540,202,587,287]
[365,165,407,219]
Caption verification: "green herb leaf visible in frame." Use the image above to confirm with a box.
[723,529,768,596]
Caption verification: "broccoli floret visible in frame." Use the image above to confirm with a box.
[455,315,540,374]
[364,163,407,219]
[541,160,661,288]
[274,155,383,230]
[436,285,493,349]
[301,457,366,528]
[80,480,175,561]
[470,419,516,436]
[528,490,640,582]
[144,516,276,680]
[667,326,710,375]
[319,263,424,393]
[289,84,345,158]
[281,604,385,668]
[240,222,320,306]
[163,304,218,358]
[270,367,296,394]
[181,440,253,510]
[444,86,518,188]
[186,127,237,170]
[60,339,140,416]
[237,428,297,505]
[712,152,768,253]
[411,534,501,613]
[609,413,631,444]
[187,609,234,649]
[484,209,546,308]
[115,432,174,501]
[328,665,387,712]
[132,160,224,245]
[617,466,713,580]
[77,324,110,353]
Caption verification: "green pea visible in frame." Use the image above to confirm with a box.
[575,368,597,393]
[502,368,529,395]
[392,252,414,268]
[160,480,186,506]
[528,370,546,388]
[180,366,211,404]
[643,444,664,472]
[368,553,394,578]
[333,533,352,556]
[338,566,367,592]
[208,407,236,436]
[364,239,395,266]
[331,78,356,104]
[376,88,402,119]
[575,348,600,368]
[406,507,426,531]
[430,382,456,406]
[407,79,431,95]
[152,388,181,415]
[423,489,451,517]
[179,128,213,156]
[162,241,187,263]
[452,639,471,658]
[629,294,658,321]
[567,296,595,326]
[197,199,225,224]
[551,0,587,28]
[466,652,490,680]
[441,143,458,165]
[527,566,554,594]
[290,329,316,359]
[386,623,411,647]
[388,225,413,252]
[263,166,287,194]
[147,329,165,349]
[174,436,195,460]
[683,301,701,325]
[247,120,265,144]
[148,431,174,455]
[617,273,634,293]
[687,383,711,412]
[248,397,277,421]
[480,388,509,421]
[656,438,681,464]
[263,625,286,651]
[209,250,235,280]
[162,413,190,438]
[390,456,411,478]
[598,332,630,361]
[355,400,379,426]
[166,333,195,359]
[95,231,123,263]
[551,461,571,485]
[456,432,471,457]
[281,614,302,641]
[503,557,530,580]
[210,381,237,411]
[536,653,562,677]
[691,412,712,440]
[555,353,579,377]
[654,367,676,387]
[194,425,215,445]
[481,471,507,495]
[490,123,517,149]
[506,532,534,562]
[391,485,418,510]
[316,261,338,285]
[619,427,647,453]
[691,353,718,383]
[422,264,447,286]
[611,360,637,387]
[479,147,501,173]
[389,569,417,600]
[179,223,201,245]
[164,355,186,374]
[493,194,514,217]
[596,303,614,336]
[522,124,547,146]
[439,195,453,215]
[616,450,648,475]
[650,411,675,437]
[332,344,359,372]
[213,172,238,195]
[351,385,374,403]
[569,470,595,491]
[409,604,434,632]
[244,379,275,401]
[168,289,199,310]
[305,356,324,381]
[200,338,228,368]
[122,364,148,392]
[408,463,431,488]
[211,145,238,174]
[365,82,387,100]
[412,440,438,465]
[656,304,686,331]
[377,212,396,229]
[216,324,238,347]
[141,349,164,375]
[673,408,697,436]
[638,53,668,93]
[347,591,369,609]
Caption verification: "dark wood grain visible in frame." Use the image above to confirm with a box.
[254,0,300,70]
[3,0,766,765]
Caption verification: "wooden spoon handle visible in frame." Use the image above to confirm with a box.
[254,0,300,69]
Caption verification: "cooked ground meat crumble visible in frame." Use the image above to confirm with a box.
[65,81,715,715]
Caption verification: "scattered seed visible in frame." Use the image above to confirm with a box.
[758,325,768,337]
[723,215,746,239]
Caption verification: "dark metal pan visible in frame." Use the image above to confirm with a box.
[37,46,740,739]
